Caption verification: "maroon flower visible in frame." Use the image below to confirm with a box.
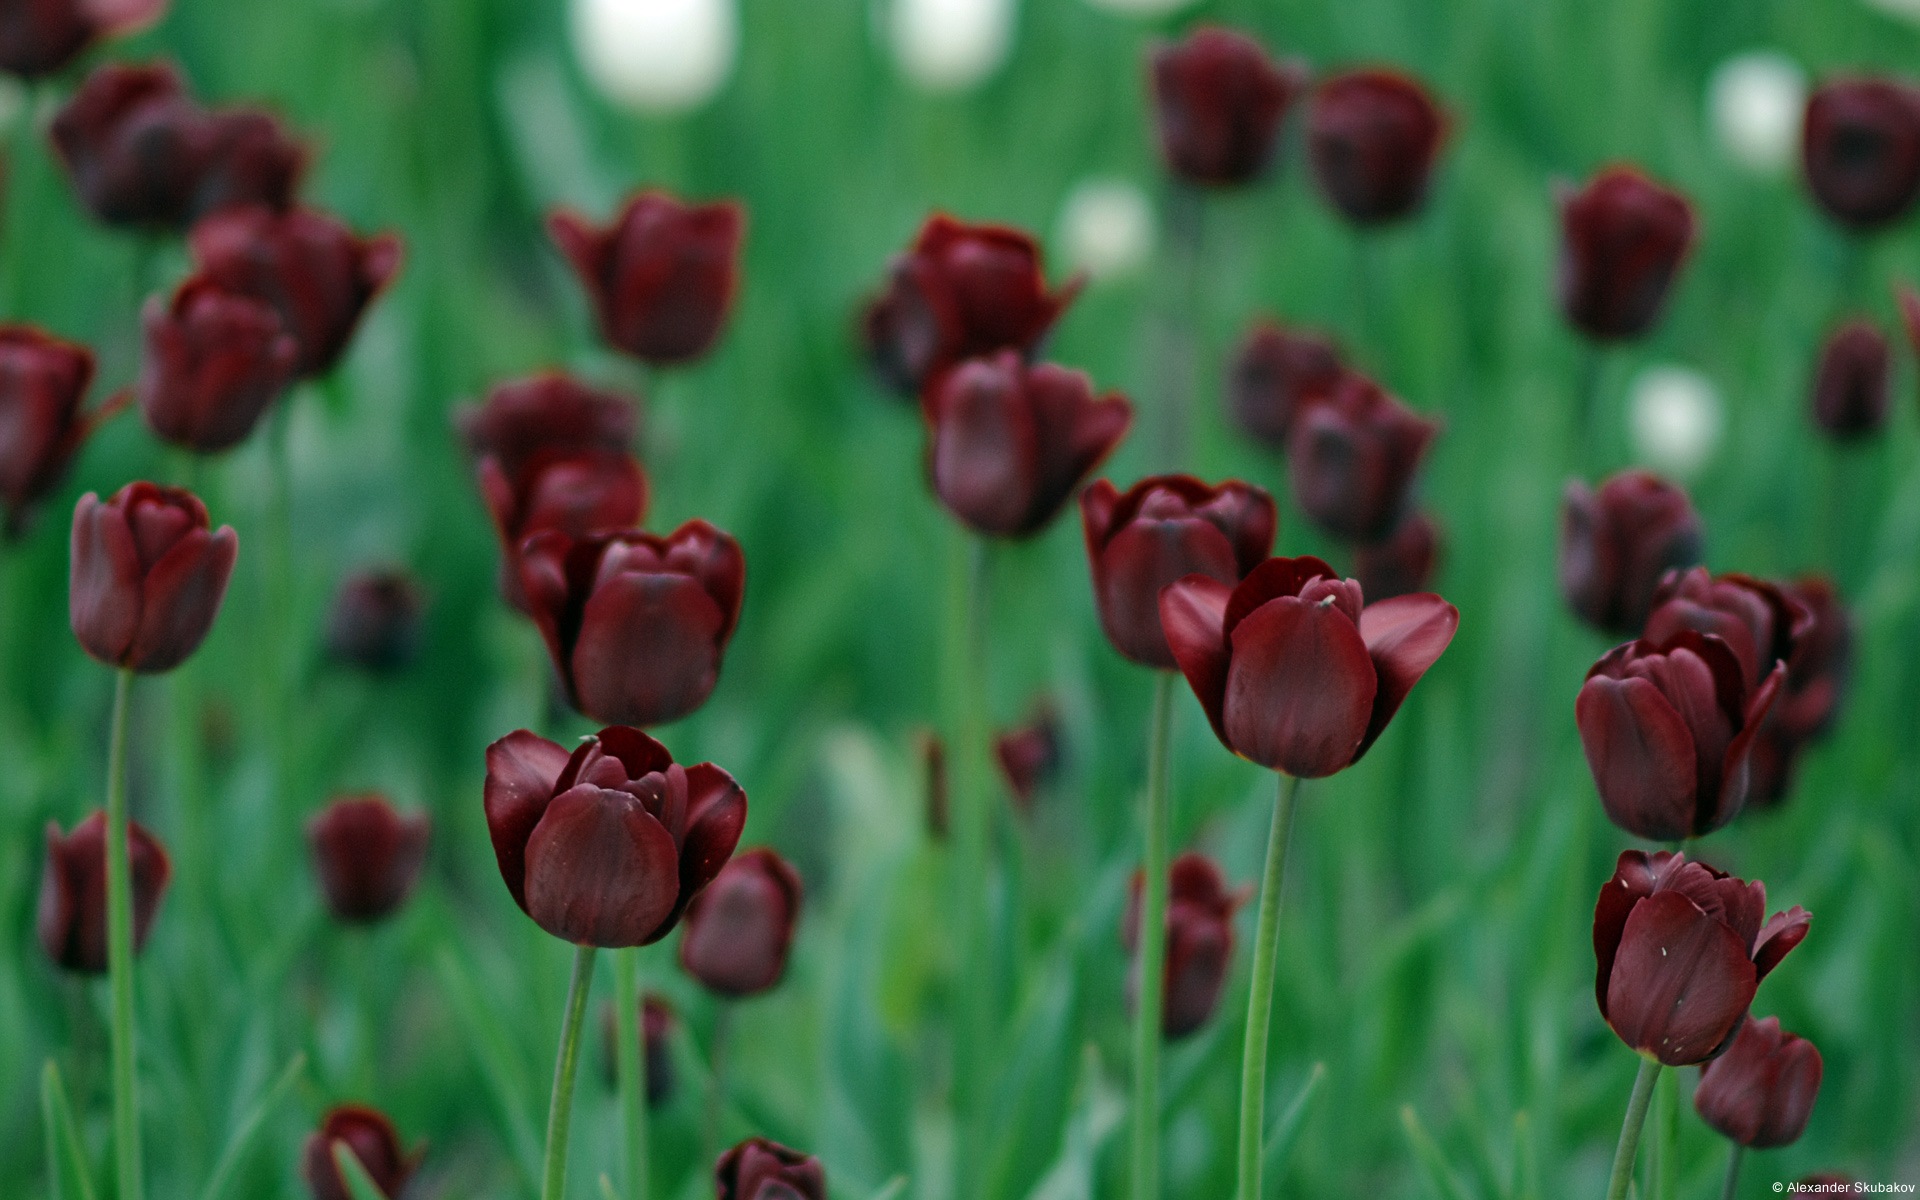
[548,190,744,366]
[1643,568,1810,692]
[51,62,209,229]
[0,0,167,79]
[483,725,745,947]
[324,568,427,673]
[1802,77,1920,231]
[925,351,1131,539]
[1225,320,1344,451]
[1810,319,1891,440]
[1693,1015,1822,1149]
[1081,474,1276,668]
[1556,166,1696,342]
[458,372,638,469]
[301,1104,418,1200]
[1123,852,1241,1040]
[1592,850,1808,1066]
[189,204,403,378]
[1558,470,1704,636]
[306,794,430,924]
[1748,576,1853,808]
[193,106,305,218]
[863,214,1080,396]
[518,520,745,728]
[679,847,803,998]
[0,325,103,537]
[716,1137,826,1200]
[1355,511,1441,602]
[993,703,1064,811]
[1149,27,1307,188]
[37,811,170,974]
[1160,556,1458,777]
[597,993,677,1105]
[69,482,238,674]
[1286,372,1439,544]
[1305,68,1447,226]
[137,276,298,452]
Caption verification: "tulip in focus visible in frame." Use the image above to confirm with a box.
[1556,166,1696,343]
[1225,320,1344,451]
[1150,27,1308,188]
[888,0,1014,94]
[598,992,677,1104]
[1693,1015,1822,1149]
[307,794,430,924]
[37,811,171,974]
[301,1104,418,1200]
[1810,319,1891,440]
[1123,852,1240,1039]
[1801,77,1920,231]
[1286,371,1439,544]
[137,277,299,453]
[571,0,738,114]
[716,1136,827,1200]
[1354,511,1441,602]
[1558,469,1704,636]
[70,482,238,674]
[1627,364,1722,479]
[1056,179,1156,281]
[992,703,1063,809]
[1707,51,1807,175]
[0,0,168,79]
[679,846,803,997]
[0,325,105,538]
[1306,68,1448,226]
[324,568,427,673]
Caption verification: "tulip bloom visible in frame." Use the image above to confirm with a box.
[863,214,1080,396]
[1081,474,1276,668]
[301,1105,418,1200]
[1559,469,1705,636]
[1286,372,1439,544]
[679,846,803,997]
[324,568,427,673]
[598,993,677,1105]
[0,0,167,78]
[37,811,170,974]
[1123,852,1239,1039]
[1802,77,1920,230]
[1592,850,1808,1066]
[993,703,1063,811]
[1225,320,1344,451]
[1809,319,1891,439]
[1354,511,1441,602]
[483,724,745,947]
[925,352,1132,539]
[0,325,103,537]
[1160,556,1458,777]
[1149,27,1307,188]
[482,448,647,609]
[70,482,238,674]
[1748,576,1852,808]
[1556,166,1696,342]
[1693,1016,1822,1149]
[458,372,638,468]
[549,190,744,366]
[137,277,299,453]
[1642,567,1809,691]
[306,794,430,924]
[716,1137,826,1200]
[1305,69,1447,226]
[519,520,745,727]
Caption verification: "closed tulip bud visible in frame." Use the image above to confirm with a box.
[1306,69,1447,226]
[481,448,647,610]
[325,568,427,673]
[862,214,1081,397]
[679,846,803,997]
[598,992,677,1104]
[993,703,1063,810]
[549,190,744,367]
[1225,320,1344,451]
[0,325,103,538]
[519,520,744,727]
[459,372,638,467]
[306,794,430,924]
[1160,556,1458,777]
[1558,469,1704,636]
[716,1137,826,1200]
[1810,319,1891,439]
[0,0,167,79]
[1286,372,1439,544]
[1643,567,1810,691]
[1354,510,1441,602]
[483,725,745,947]
[300,1104,418,1200]
[925,352,1132,539]
[50,62,209,230]
[70,482,238,674]
[1802,77,1920,230]
[1556,166,1696,342]
[189,205,403,379]
[1081,474,1276,667]
[1694,1015,1822,1149]
[137,277,299,452]
[1592,850,1808,1066]
[1149,27,1308,188]
[193,107,306,217]
[1123,852,1240,1039]
[37,811,170,974]
[1747,576,1852,808]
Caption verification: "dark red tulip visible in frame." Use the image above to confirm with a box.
[1558,470,1705,636]
[69,482,238,674]
[1592,849,1808,1066]
[1748,576,1853,808]
[993,703,1063,810]
[1556,166,1696,342]
[458,372,638,472]
[1306,69,1447,226]
[324,568,427,673]
[862,214,1081,397]
[548,190,744,366]
[1225,320,1344,451]
[1286,371,1439,544]
[1576,631,1784,841]
[0,325,102,538]
[482,725,745,947]
[1643,567,1810,690]
[518,520,745,727]
[137,276,298,452]
[1081,474,1276,667]
[1810,319,1891,440]
[301,1104,417,1200]
[1123,852,1240,1040]
[193,107,305,217]
[1354,511,1441,602]
[679,847,803,998]
[481,449,647,609]
[50,62,208,229]
[37,811,170,974]
[1694,1015,1822,1149]
[1149,27,1308,188]
[306,794,430,924]
[597,993,677,1105]
[0,0,167,78]
[1802,77,1920,231]
[189,204,403,378]
[925,351,1131,539]
[715,1137,826,1200]
[1160,556,1458,777]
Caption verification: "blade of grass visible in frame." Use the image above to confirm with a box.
[869,1177,909,1200]
[1400,1105,1477,1200]
[41,1061,98,1200]
[331,1142,390,1200]
[200,1052,308,1200]
[434,946,543,1188]
[1261,1062,1326,1178]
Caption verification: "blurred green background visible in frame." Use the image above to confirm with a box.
[2,0,1918,1196]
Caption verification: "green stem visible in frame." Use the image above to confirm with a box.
[266,406,298,817]
[542,945,598,1200]
[946,532,992,1198]
[1235,773,1302,1200]
[1720,1144,1742,1200]
[1130,671,1176,1200]
[1574,342,1604,465]
[1649,1063,1677,1200]
[1152,184,1205,471]
[613,949,648,1200]
[703,1002,732,1171]
[104,668,142,1200]
[1604,1058,1663,1200]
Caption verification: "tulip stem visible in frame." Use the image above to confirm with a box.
[1720,1145,1743,1200]
[1152,184,1205,471]
[1574,343,1604,463]
[542,945,598,1200]
[1130,670,1176,1200]
[104,666,143,1200]
[704,1001,732,1170]
[613,949,648,1200]
[946,531,993,1198]
[1235,773,1302,1200]
[1604,1058,1662,1200]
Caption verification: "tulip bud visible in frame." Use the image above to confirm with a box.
[1225,320,1344,451]
[1056,178,1156,281]
[1810,319,1891,440]
[1558,469,1704,636]
[1286,372,1439,544]
[1354,510,1441,602]
[70,482,238,674]
[193,107,306,218]
[1123,852,1239,1039]
[570,0,738,115]
[481,448,648,609]
[0,0,167,79]
[1306,69,1447,226]
[1801,77,1920,231]
[598,992,677,1104]
[50,62,209,230]
[716,1137,827,1200]
[1627,364,1723,480]
[0,325,101,538]
[1747,576,1852,808]
[137,277,299,453]
[1149,27,1308,188]
[307,794,430,924]
[37,811,171,974]
[300,1104,418,1200]
[679,847,803,997]
[1556,167,1696,343]
[1707,52,1806,175]
[993,703,1064,810]
[459,372,638,466]
[1693,1016,1822,1149]
[888,0,1015,94]
[324,568,427,673]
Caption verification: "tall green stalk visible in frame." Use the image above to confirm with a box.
[1605,1059,1663,1200]
[1235,773,1302,1200]
[103,667,142,1200]
[613,949,648,1200]
[1720,1145,1743,1200]
[542,946,599,1200]
[1130,671,1176,1200]
[946,532,992,1198]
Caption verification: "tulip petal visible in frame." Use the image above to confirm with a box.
[1353,592,1459,760]
[1592,850,1663,1020]
[659,519,747,642]
[1711,662,1786,832]
[1223,595,1377,777]
[928,355,1043,537]
[677,762,748,904]
[483,730,570,913]
[1095,516,1239,669]
[570,570,726,727]
[128,524,238,673]
[524,786,681,947]
[1753,906,1810,981]
[69,492,143,666]
[547,211,606,286]
[1222,556,1340,636]
[1079,478,1120,552]
[1604,889,1757,1066]
[1576,674,1699,841]
[1159,575,1234,747]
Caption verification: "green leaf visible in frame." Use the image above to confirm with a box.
[41,1061,97,1200]
[330,1142,390,1200]
[869,1176,910,1200]
[1262,1062,1326,1178]
[201,1052,308,1200]
[1507,1111,1537,1200]
[434,946,543,1189]
[1400,1106,1479,1200]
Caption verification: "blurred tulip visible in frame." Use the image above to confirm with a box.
[1150,27,1307,188]
[993,703,1063,809]
[0,325,102,538]
[483,725,745,946]
[1123,852,1239,1039]
[1747,576,1852,807]
[598,992,677,1104]
[37,811,170,974]
[549,191,744,366]
[301,1105,417,1200]
[0,0,167,78]
[679,846,803,997]
[459,372,638,467]
[137,276,298,452]
[716,1137,826,1200]
[571,0,738,114]
[1081,474,1275,667]
[1056,178,1156,280]
[1354,510,1441,602]
[1556,166,1696,342]
[1810,319,1891,439]
[1286,371,1439,544]
[307,794,430,924]
[69,482,238,674]
[1225,320,1344,451]
[889,0,1014,93]
[519,520,745,727]
[1802,77,1920,230]
[481,448,647,609]
[1707,51,1806,175]
[1694,1015,1822,1149]
[1160,556,1458,777]
[1306,68,1447,225]
[324,568,427,673]
[1592,850,1808,1066]
[925,351,1131,538]
[1558,469,1704,636]
[1627,364,1722,479]
[193,107,305,217]
[1644,567,1810,691]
